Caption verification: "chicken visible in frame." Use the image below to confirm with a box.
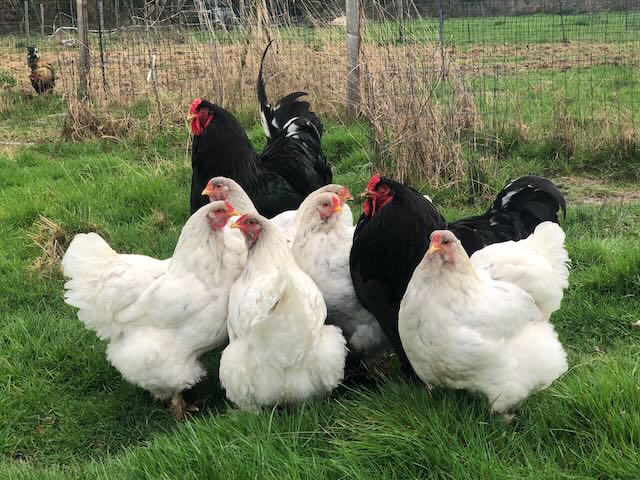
[219,212,347,410]
[350,174,566,377]
[27,47,55,94]
[273,184,354,246]
[200,178,352,245]
[399,230,568,414]
[189,41,331,218]
[62,201,244,419]
[291,192,386,353]
[470,222,570,320]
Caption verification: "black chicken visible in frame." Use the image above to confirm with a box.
[349,174,567,377]
[27,47,55,94]
[188,42,331,218]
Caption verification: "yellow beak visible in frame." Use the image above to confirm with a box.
[201,185,214,197]
[230,222,241,229]
[427,244,443,256]
[334,205,342,213]
[229,209,240,217]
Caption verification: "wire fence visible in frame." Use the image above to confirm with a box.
[2,0,639,182]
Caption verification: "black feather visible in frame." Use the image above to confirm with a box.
[349,175,566,377]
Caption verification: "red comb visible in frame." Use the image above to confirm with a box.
[432,232,441,246]
[189,98,202,114]
[367,173,381,192]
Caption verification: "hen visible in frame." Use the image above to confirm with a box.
[291,192,386,353]
[350,174,566,376]
[219,212,347,410]
[27,47,55,94]
[62,201,244,419]
[189,42,331,217]
[399,230,568,414]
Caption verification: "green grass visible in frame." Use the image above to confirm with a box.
[1,91,639,479]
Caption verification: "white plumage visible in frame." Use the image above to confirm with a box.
[470,222,570,320]
[62,201,245,418]
[219,212,347,410]
[271,184,354,246]
[399,229,568,414]
[291,192,386,353]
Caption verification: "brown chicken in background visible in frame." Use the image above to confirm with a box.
[27,47,55,94]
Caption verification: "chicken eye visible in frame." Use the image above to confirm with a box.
[442,239,450,245]
[248,219,255,225]
[215,184,222,188]
[322,202,329,208]
[378,185,390,195]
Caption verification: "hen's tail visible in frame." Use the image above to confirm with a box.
[61,233,118,339]
[450,176,567,255]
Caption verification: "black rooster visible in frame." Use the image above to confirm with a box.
[188,42,331,217]
[349,174,567,377]
[27,47,55,94]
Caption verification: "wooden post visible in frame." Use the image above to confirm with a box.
[76,0,90,99]
[40,3,45,37]
[396,0,404,42]
[115,0,120,30]
[96,0,108,96]
[24,0,30,42]
[438,0,446,79]
[346,0,360,120]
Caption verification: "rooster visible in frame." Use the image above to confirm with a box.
[349,174,567,377]
[27,47,55,94]
[189,42,331,218]
[62,201,244,419]
[219,212,347,410]
[399,229,568,414]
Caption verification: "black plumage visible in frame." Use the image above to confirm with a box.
[349,174,567,377]
[189,42,331,218]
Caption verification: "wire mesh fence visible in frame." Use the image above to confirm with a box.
[2,0,639,183]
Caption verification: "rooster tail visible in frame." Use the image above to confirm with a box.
[257,40,322,140]
[257,40,275,139]
[61,233,118,337]
[493,176,567,224]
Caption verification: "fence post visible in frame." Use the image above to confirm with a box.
[24,0,30,43]
[40,3,45,37]
[96,0,107,96]
[115,0,120,30]
[76,0,90,99]
[559,0,568,44]
[346,0,360,120]
[439,0,446,79]
[396,0,404,42]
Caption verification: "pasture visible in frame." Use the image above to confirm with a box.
[1,3,640,476]
[0,84,639,478]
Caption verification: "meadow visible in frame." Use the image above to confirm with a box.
[0,80,639,479]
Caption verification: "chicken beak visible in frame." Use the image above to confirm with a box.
[187,113,195,122]
[427,244,443,256]
[230,221,241,229]
[334,204,342,213]
[229,209,240,217]
[201,185,214,197]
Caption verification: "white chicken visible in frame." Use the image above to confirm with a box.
[291,192,386,353]
[62,201,244,419]
[219,212,348,410]
[269,184,354,238]
[201,176,258,214]
[399,229,568,414]
[470,222,570,320]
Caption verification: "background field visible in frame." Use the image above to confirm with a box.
[1,0,640,478]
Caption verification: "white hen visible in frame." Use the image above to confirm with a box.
[270,184,354,242]
[291,192,386,353]
[470,221,570,320]
[62,201,245,419]
[219,212,348,410]
[201,176,258,214]
[399,229,568,414]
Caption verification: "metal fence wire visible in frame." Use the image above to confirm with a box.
[2,0,639,181]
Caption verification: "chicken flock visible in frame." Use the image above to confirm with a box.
[62,43,572,420]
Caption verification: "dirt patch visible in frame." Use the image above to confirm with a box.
[554,175,640,205]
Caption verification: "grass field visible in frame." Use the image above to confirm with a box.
[0,88,639,479]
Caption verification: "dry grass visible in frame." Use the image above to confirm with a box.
[29,216,69,278]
